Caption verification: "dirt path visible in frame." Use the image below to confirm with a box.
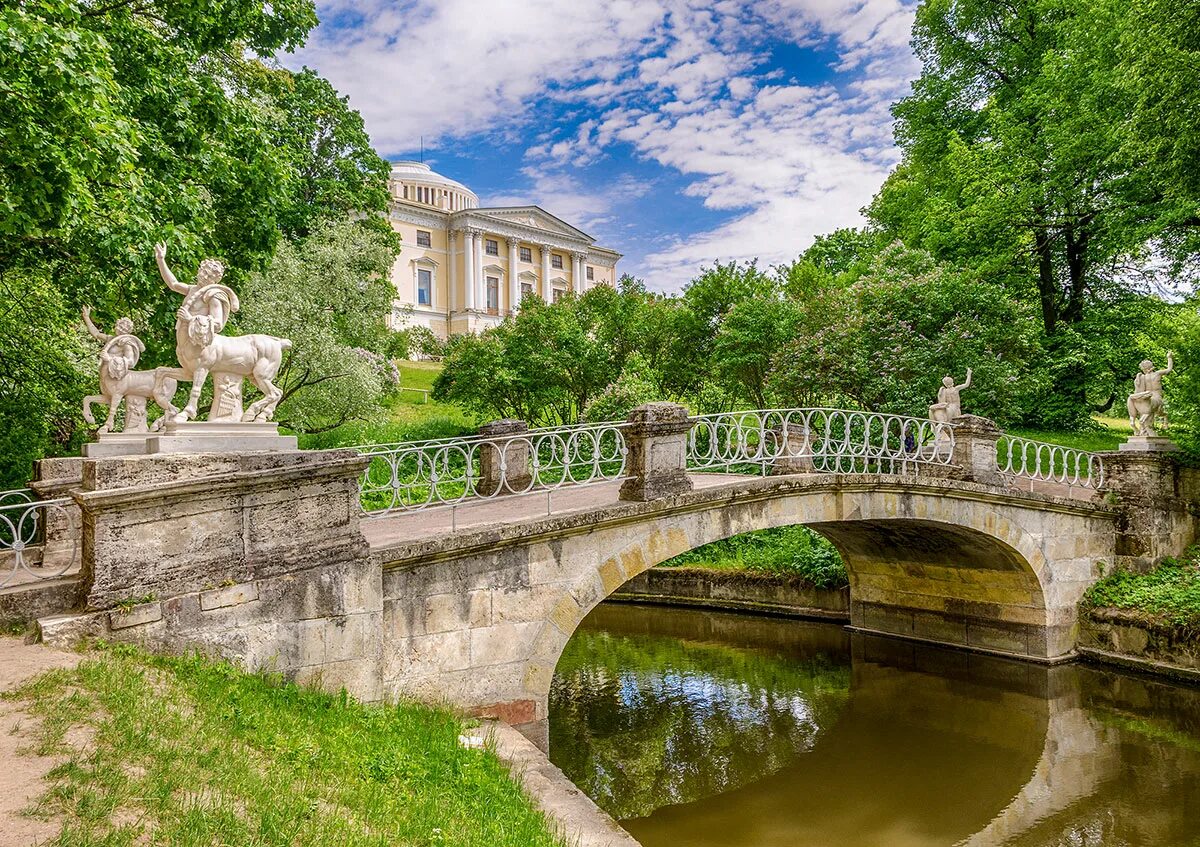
[0,637,81,847]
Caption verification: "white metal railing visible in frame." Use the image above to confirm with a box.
[687,408,956,475]
[997,434,1106,490]
[1,495,78,589]
[357,421,629,515]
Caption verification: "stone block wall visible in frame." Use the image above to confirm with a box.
[41,449,383,702]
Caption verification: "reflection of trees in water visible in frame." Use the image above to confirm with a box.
[550,628,851,819]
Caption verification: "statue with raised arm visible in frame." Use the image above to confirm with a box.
[152,242,291,423]
[81,306,178,433]
[1127,354,1174,437]
[929,368,972,424]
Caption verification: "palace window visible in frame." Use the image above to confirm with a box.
[417,268,432,306]
[551,253,564,270]
[521,281,534,299]
[416,230,431,247]
[552,288,564,303]
[486,276,500,313]
[586,265,594,280]
[520,246,532,263]
[485,239,499,256]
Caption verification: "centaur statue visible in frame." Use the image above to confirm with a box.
[1127,353,1174,437]
[152,243,291,423]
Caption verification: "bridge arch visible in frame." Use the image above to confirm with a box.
[378,475,1117,745]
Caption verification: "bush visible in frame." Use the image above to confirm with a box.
[1083,548,1200,630]
[663,526,849,589]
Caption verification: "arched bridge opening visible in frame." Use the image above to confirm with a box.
[377,475,1117,748]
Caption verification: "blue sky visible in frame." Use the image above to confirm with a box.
[288,1,919,291]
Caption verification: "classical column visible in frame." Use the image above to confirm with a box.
[507,237,521,313]
[463,230,476,311]
[540,243,553,301]
[472,228,484,312]
[448,230,459,313]
[573,252,587,294]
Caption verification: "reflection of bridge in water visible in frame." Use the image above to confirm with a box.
[561,605,1200,847]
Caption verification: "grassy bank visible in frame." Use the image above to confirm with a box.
[1083,548,1200,632]
[661,526,849,589]
[7,644,565,847]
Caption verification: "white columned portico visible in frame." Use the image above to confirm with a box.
[540,244,552,301]
[463,230,476,311]
[472,229,484,312]
[507,237,520,313]
[448,230,458,313]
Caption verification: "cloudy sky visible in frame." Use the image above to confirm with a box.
[288,0,920,291]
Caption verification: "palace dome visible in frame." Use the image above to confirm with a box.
[389,161,478,212]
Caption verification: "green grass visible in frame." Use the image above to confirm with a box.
[1083,547,1200,631]
[661,526,849,589]
[6,644,566,847]
[301,361,480,450]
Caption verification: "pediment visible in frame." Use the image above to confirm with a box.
[473,206,593,242]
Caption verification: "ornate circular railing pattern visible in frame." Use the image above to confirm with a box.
[687,408,956,475]
[997,434,1106,490]
[0,496,78,589]
[358,421,629,515]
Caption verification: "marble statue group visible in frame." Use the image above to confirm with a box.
[82,245,292,441]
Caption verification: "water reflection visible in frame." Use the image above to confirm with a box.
[549,603,1200,847]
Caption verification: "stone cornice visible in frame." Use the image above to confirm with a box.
[450,210,592,253]
[376,474,1117,570]
[389,202,448,228]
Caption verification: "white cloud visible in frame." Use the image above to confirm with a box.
[292,0,921,291]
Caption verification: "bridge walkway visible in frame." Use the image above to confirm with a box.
[361,473,745,550]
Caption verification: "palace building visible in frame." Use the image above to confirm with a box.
[386,161,622,338]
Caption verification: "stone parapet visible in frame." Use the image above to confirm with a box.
[31,457,84,564]
[619,402,694,502]
[75,449,370,610]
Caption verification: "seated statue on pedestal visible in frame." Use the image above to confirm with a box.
[929,368,972,424]
[81,307,178,433]
[1127,354,1173,437]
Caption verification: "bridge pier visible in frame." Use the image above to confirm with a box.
[39,449,384,701]
[1102,450,1200,571]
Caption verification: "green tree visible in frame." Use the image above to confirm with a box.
[867,0,1200,425]
[712,297,801,409]
[238,221,400,433]
[771,244,1045,422]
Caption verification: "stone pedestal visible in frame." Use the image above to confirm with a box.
[45,449,383,701]
[148,421,297,453]
[619,403,694,502]
[1118,435,1181,453]
[476,419,533,496]
[1101,449,1194,570]
[770,425,814,474]
[950,415,1004,485]
[83,432,154,457]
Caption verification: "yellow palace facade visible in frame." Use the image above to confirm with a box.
[386,161,622,338]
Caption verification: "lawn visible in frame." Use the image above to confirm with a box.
[661,525,850,589]
[7,644,566,847]
[300,361,481,450]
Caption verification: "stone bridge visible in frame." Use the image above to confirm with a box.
[10,405,1197,750]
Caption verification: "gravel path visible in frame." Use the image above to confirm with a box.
[0,637,81,847]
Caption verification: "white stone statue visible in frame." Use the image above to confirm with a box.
[929,368,972,423]
[152,243,292,423]
[1127,353,1173,437]
[81,307,178,433]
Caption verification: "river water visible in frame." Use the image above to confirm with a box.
[549,603,1200,847]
